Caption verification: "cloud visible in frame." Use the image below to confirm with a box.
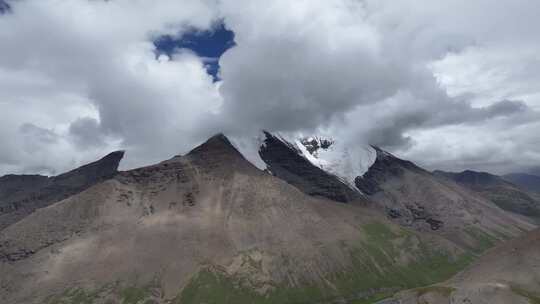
[68,117,105,149]
[1,0,540,175]
[215,0,540,172]
[0,0,221,174]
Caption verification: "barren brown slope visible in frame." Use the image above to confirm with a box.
[395,228,540,304]
[355,147,535,252]
[0,134,497,304]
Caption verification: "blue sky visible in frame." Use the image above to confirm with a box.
[154,22,235,81]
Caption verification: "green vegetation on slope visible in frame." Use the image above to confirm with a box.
[486,189,540,219]
[43,222,485,304]
[463,226,499,254]
[177,222,474,304]
[44,281,159,304]
[45,288,101,304]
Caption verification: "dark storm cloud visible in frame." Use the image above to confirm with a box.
[362,99,532,149]
[0,0,10,14]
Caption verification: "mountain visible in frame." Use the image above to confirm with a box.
[257,131,365,203]
[0,151,124,230]
[353,148,533,250]
[434,170,504,188]
[503,172,540,194]
[0,134,524,304]
[395,228,540,304]
[229,131,376,203]
[0,133,535,304]
[235,132,533,238]
[435,170,540,221]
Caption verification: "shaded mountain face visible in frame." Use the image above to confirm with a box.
[2,134,532,304]
[395,228,540,304]
[0,151,124,230]
[435,170,540,221]
[503,173,540,193]
[355,146,426,196]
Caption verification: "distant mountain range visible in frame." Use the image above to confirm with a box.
[434,169,540,222]
[503,172,540,194]
[0,132,538,304]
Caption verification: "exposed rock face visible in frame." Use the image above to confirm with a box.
[355,147,424,195]
[435,170,540,221]
[299,136,334,154]
[259,131,362,203]
[0,151,124,230]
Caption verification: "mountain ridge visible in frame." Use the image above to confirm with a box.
[435,169,540,222]
[0,133,536,304]
[0,151,124,231]
[503,172,540,194]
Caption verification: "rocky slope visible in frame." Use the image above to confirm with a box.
[0,151,124,230]
[1,134,529,304]
[435,169,540,222]
[240,132,534,243]
[395,228,540,304]
[354,148,534,251]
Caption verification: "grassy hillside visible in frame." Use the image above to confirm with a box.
[44,222,480,304]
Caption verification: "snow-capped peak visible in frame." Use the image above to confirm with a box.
[294,136,376,188]
[227,131,377,190]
